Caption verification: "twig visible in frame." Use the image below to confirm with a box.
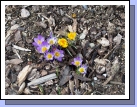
[110,81,124,85]
[14,49,21,59]
[66,48,73,57]
[13,45,31,51]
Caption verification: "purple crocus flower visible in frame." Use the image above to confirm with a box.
[44,52,54,61]
[33,34,45,47]
[37,41,50,53]
[53,49,64,61]
[49,31,53,37]
[71,56,82,67]
[78,64,88,74]
[47,36,57,46]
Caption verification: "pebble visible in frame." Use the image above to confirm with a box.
[101,30,106,35]
[103,74,107,77]
[93,77,97,81]
[21,8,30,18]
[80,33,86,39]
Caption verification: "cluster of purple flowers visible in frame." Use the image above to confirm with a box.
[33,32,64,61]
[71,56,87,74]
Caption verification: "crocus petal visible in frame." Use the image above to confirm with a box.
[37,34,44,40]
[44,52,54,60]
[71,61,74,65]
[34,38,38,43]
[72,56,83,67]
[57,57,62,61]
[33,42,38,47]
[37,47,41,53]
[49,32,53,37]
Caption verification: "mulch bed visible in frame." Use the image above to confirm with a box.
[5,5,125,95]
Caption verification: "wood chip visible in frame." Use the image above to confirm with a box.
[10,24,20,31]
[72,19,77,32]
[18,82,25,94]
[94,58,110,66]
[80,28,88,39]
[97,37,110,47]
[41,70,48,76]
[6,59,23,65]
[113,33,122,45]
[69,80,74,95]
[68,25,73,32]
[27,73,57,86]
[14,30,21,42]
[34,21,47,28]
[17,65,32,86]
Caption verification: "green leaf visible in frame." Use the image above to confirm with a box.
[56,68,59,78]
[76,67,80,75]
[57,87,61,95]
[38,85,44,95]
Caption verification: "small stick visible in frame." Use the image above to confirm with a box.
[68,46,76,56]
[14,49,21,59]
[110,81,124,85]
[13,45,31,51]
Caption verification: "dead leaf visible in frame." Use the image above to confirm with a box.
[97,37,110,47]
[74,78,79,89]
[59,75,72,86]
[68,25,73,32]
[18,82,25,94]
[15,30,21,42]
[113,33,122,45]
[6,59,23,65]
[80,28,88,39]
[10,24,20,31]
[72,19,77,32]
[18,65,32,86]
[69,80,74,95]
